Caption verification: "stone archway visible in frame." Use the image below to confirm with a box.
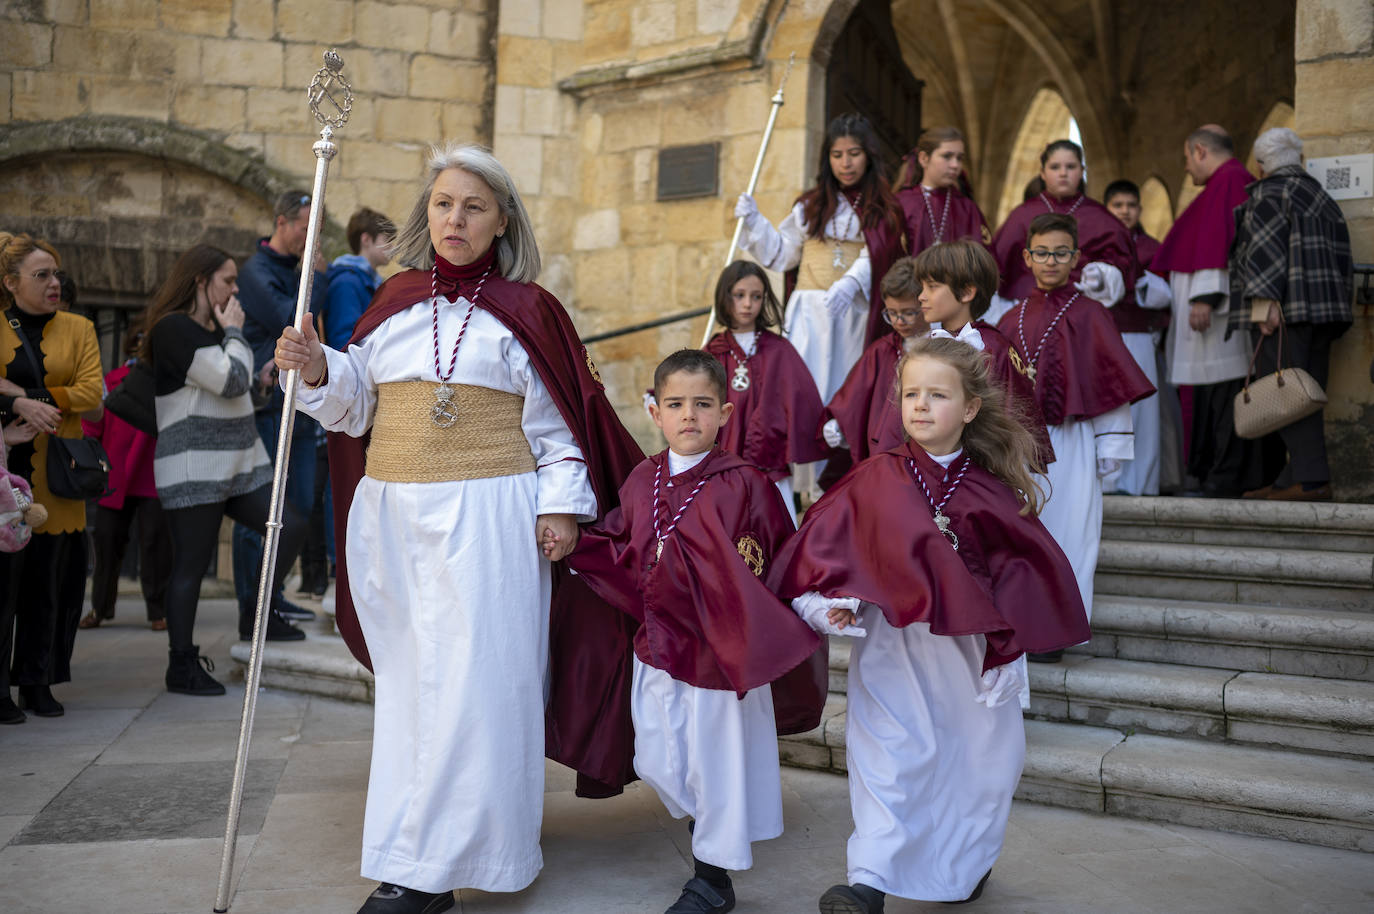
[1139,175,1174,241]
[995,86,1074,226]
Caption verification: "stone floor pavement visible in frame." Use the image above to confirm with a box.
[3,595,1373,914]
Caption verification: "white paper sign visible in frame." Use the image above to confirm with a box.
[1306,154,1373,201]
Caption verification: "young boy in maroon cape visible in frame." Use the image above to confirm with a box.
[819,258,928,470]
[564,349,827,914]
[770,337,1088,912]
[703,261,828,524]
[912,241,1053,469]
[996,213,1154,654]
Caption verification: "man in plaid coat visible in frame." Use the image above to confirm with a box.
[1229,127,1354,501]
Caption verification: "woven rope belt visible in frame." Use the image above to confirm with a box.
[798,239,865,291]
[366,381,536,483]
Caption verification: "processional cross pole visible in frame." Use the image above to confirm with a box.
[213,49,353,914]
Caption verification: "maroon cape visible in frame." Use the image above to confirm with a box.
[821,331,905,465]
[1111,228,1170,334]
[325,267,645,796]
[768,440,1089,670]
[975,320,1055,465]
[996,285,1156,426]
[567,448,828,734]
[1153,157,1254,274]
[992,194,1139,300]
[705,330,829,480]
[897,185,991,253]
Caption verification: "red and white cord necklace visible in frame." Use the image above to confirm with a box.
[908,454,970,551]
[428,264,491,428]
[728,330,759,392]
[1014,291,1080,383]
[650,460,710,564]
[921,185,952,244]
[1040,192,1085,216]
[833,192,862,268]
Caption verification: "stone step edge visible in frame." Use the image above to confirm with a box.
[1096,541,1373,588]
[229,636,373,703]
[1102,495,1374,532]
[1089,597,1374,651]
[780,718,1374,852]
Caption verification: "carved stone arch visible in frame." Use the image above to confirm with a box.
[994,85,1074,226]
[1138,175,1174,241]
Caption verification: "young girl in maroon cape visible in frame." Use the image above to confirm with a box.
[770,337,1088,912]
[819,258,927,469]
[996,214,1154,654]
[565,349,826,914]
[988,140,1137,321]
[703,261,827,524]
[733,113,906,499]
[913,241,1053,468]
[893,127,992,255]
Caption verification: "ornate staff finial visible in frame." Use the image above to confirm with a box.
[308,48,353,130]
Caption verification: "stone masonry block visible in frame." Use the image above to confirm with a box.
[572,247,631,308]
[337,140,426,182]
[631,2,677,47]
[52,26,133,74]
[276,0,355,45]
[230,0,274,40]
[1296,0,1374,61]
[496,34,553,87]
[522,87,559,135]
[663,197,728,244]
[573,208,620,250]
[202,37,284,88]
[44,0,88,25]
[246,88,312,133]
[601,104,660,152]
[2,21,53,68]
[494,84,521,134]
[172,86,248,131]
[375,97,444,144]
[1296,57,1374,138]
[493,131,542,194]
[0,74,10,122]
[408,55,488,103]
[89,76,170,120]
[697,0,740,34]
[317,46,408,98]
[11,71,89,121]
[89,0,158,30]
[160,0,232,36]
[429,9,488,59]
[542,0,582,40]
[441,102,484,142]
[498,0,542,38]
[355,2,432,53]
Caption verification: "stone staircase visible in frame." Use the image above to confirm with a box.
[236,496,1374,852]
[779,496,1374,852]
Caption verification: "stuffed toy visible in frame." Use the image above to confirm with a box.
[1,464,46,552]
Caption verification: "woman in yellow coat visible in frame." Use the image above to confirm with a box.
[0,232,103,723]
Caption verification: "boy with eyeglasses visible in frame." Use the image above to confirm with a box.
[997,214,1153,658]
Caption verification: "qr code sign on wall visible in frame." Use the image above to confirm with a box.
[1326,167,1352,191]
[1306,155,1372,201]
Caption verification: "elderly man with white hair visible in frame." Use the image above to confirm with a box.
[1228,127,1353,501]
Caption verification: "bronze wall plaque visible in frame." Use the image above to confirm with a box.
[657,143,719,201]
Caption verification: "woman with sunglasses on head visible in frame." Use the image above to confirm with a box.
[0,232,103,724]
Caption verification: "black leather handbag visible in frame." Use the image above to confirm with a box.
[45,435,111,500]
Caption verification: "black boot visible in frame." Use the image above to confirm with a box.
[0,695,26,724]
[165,647,226,696]
[239,607,306,642]
[819,883,885,914]
[949,869,991,904]
[356,883,455,914]
[18,684,64,717]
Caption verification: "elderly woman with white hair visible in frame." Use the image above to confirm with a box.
[1228,127,1354,501]
[275,143,641,914]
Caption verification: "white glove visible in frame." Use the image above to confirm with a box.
[824,274,864,319]
[1096,457,1121,479]
[791,592,867,638]
[822,418,846,449]
[975,661,1027,708]
[734,193,760,223]
[1136,271,1172,311]
[1075,262,1124,307]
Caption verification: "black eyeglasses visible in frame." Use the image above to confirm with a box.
[881,308,922,325]
[1027,247,1077,264]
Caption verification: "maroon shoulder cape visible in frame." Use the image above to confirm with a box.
[704,330,828,479]
[1153,157,1254,274]
[325,267,645,796]
[996,285,1156,426]
[1111,228,1170,334]
[973,320,1055,465]
[768,441,1089,670]
[821,331,905,464]
[567,448,827,733]
[861,218,910,345]
[896,185,991,253]
[991,194,1139,300]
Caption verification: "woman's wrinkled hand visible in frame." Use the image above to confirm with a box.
[14,397,61,435]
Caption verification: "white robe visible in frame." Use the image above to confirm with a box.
[740,198,871,498]
[628,447,784,872]
[1038,404,1133,622]
[845,616,1025,902]
[1104,273,1170,495]
[1165,268,1250,385]
[295,297,597,893]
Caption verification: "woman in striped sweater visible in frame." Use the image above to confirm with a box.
[143,244,306,696]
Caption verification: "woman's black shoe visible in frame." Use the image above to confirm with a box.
[0,696,26,724]
[949,869,991,904]
[239,608,306,642]
[166,647,226,696]
[18,685,64,717]
[356,883,455,914]
[819,883,885,914]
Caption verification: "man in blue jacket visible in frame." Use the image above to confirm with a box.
[232,189,329,640]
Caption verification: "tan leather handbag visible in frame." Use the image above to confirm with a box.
[1233,313,1328,439]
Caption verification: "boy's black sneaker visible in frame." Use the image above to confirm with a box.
[666,876,735,913]
[275,596,317,621]
[819,883,885,914]
[355,883,454,914]
[239,608,306,642]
